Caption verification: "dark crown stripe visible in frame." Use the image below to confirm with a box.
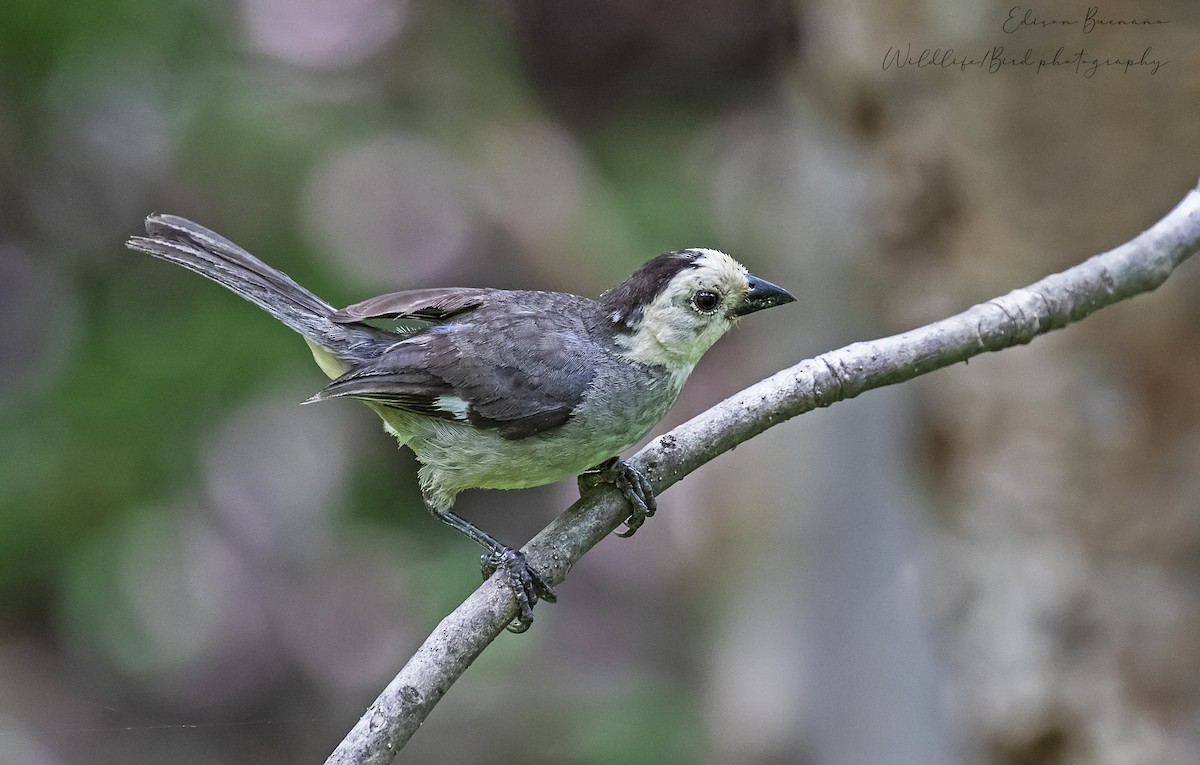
[599,250,702,329]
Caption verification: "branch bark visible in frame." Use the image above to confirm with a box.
[325,182,1200,765]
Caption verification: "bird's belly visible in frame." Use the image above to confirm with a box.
[376,371,683,509]
[434,433,622,491]
[415,414,655,495]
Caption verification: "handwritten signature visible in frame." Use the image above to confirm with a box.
[881,44,1166,77]
[1002,6,1169,34]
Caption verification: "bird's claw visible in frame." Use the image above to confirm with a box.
[481,547,557,633]
[578,457,657,537]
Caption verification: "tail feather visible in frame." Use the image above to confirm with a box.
[127,214,389,363]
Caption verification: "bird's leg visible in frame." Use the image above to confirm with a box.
[577,456,657,537]
[424,504,556,633]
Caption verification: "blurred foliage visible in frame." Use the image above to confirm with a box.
[0,0,800,762]
[0,0,797,593]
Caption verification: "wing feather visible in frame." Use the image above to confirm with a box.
[312,292,600,440]
[331,288,492,323]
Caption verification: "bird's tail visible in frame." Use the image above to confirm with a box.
[126,214,388,366]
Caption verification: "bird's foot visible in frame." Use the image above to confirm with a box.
[578,457,657,537]
[481,547,557,633]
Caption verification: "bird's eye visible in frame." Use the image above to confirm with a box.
[691,290,721,313]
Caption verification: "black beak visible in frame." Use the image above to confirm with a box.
[732,273,795,317]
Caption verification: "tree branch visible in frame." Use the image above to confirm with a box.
[325,182,1200,765]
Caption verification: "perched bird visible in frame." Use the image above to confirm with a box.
[127,215,794,631]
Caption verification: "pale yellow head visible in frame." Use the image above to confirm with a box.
[608,248,794,371]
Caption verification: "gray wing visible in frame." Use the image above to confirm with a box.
[332,287,492,323]
[314,292,600,440]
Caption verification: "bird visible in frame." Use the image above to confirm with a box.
[127,214,794,631]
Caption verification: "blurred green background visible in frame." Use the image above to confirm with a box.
[1,1,1199,763]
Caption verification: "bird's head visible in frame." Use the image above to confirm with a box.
[600,248,794,369]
